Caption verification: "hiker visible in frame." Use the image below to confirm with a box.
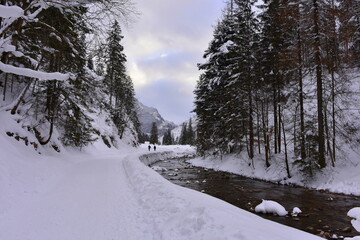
[153,145,156,151]
[148,145,151,151]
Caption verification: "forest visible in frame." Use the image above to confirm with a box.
[194,0,360,176]
[0,0,140,150]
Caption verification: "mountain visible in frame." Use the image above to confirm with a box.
[135,100,176,136]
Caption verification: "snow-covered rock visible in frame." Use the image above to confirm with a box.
[348,207,360,232]
[255,200,288,216]
[151,166,167,172]
[291,207,302,217]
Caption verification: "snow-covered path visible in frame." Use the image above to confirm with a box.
[1,153,146,240]
[0,140,325,240]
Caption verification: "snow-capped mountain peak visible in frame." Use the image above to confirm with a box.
[135,100,176,136]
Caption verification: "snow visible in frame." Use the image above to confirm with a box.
[135,100,176,136]
[255,200,288,216]
[0,62,73,81]
[345,237,360,240]
[219,40,234,54]
[291,207,302,217]
[0,5,24,18]
[0,115,325,240]
[348,207,360,232]
[151,165,167,171]
[190,149,360,196]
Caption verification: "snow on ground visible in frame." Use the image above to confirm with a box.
[189,149,360,196]
[0,119,325,239]
[254,200,288,217]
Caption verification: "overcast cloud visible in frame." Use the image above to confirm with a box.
[123,0,226,124]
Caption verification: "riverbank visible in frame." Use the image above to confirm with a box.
[151,157,360,239]
[189,149,360,196]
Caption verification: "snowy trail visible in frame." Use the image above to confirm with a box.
[0,154,148,240]
[0,144,325,240]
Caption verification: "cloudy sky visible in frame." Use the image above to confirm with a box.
[123,0,226,124]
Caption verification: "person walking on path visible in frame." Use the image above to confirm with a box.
[153,145,156,151]
[148,145,151,151]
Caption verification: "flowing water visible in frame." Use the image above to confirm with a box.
[150,157,360,239]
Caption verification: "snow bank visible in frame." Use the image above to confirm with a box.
[190,150,360,196]
[345,237,360,240]
[139,151,177,165]
[255,200,288,216]
[348,207,360,232]
[138,143,196,166]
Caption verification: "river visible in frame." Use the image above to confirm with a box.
[150,157,360,239]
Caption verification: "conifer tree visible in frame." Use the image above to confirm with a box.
[103,20,140,141]
[187,118,195,145]
[194,2,238,154]
[150,122,158,144]
[162,129,173,145]
[104,20,127,107]
[0,1,139,149]
[179,123,188,145]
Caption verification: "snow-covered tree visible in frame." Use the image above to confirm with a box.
[104,20,139,141]
[0,0,139,149]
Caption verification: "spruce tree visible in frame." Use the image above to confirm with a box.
[104,20,140,141]
[187,118,195,145]
[150,122,158,144]
[162,129,173,145]
[0,1,139,150]
[194,3,238,154]
[179,123,188,145]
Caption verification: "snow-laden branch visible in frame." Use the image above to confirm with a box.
[0,62,73,81]
[0,5,24,18]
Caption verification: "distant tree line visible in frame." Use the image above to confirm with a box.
[194,0,360,176]
[178,118,195,145]
[0,1,140,149]
[137,118,196,146]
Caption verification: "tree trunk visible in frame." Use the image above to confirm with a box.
[262,100,270,167]
[297,28,306,161]
[10,79,32,114]
[273,87,278,154]
[293,106,297,153]
[256,100,261,154]
[2,73,8,101]
[248,90,254,159]
[313,0,326,168]
[278,103,282,153]
[331,70,336,165]
[281,114,291,178]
